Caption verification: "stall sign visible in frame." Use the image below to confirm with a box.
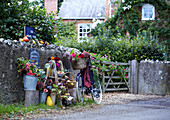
[24,26,36,40]
[30,49,39,67]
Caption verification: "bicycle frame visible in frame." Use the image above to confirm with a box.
[76,68,102,104]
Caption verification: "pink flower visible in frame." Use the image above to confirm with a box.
[26,66,30,71]
[105,57,107,59]
[102,56,104,58]
[26,63,29,67]
[124,68,126,71]
[112,64,114,66]
[126,75,128,78]
[91,57,94,60]
[72,53,76,57]
[26,73,31,75]
[30,63,34,67]
[44,89,48,92]
[56,63,60,67]
[117,64,119,66]
[94,53,96,55]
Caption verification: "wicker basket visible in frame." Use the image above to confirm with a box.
[71,58,87,70]
[65,72,76,88]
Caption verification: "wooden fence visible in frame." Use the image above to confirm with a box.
[100,60,138,93]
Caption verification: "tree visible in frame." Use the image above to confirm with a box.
[0,0,57,42]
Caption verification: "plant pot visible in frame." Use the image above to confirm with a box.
[71,58,87,70]
[23,75,37,90]
[50,92,57,106]
[39,91,48,103]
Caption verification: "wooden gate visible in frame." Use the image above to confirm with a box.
[101,61,131,93]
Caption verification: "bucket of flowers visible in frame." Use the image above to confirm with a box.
[17,57,40,90]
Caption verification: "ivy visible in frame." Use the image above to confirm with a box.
[91,0,169,42]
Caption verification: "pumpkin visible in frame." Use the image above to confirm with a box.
[23,36,29,42]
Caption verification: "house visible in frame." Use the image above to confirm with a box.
[45,0,112,42]
[45,0,168,41]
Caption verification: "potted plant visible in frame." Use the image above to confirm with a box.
[17,57,40,90]
[36,82,49,103]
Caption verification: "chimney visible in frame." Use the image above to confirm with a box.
[106,0,111,19]
[44,0,58,14]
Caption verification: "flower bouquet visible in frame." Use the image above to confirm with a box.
[17,57,40,90]
[17,57,39,77]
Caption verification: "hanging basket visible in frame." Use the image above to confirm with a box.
[71,58,87,70]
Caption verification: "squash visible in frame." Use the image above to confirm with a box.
[46,96,53,107]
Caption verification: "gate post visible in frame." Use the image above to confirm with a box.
[130,60,139,94]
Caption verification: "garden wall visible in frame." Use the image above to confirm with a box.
[0,39,77,104]
[0,39,169,104]
[137,60,170,95]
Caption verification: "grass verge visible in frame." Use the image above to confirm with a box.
[0,98,96,119]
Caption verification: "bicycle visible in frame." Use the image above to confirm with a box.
[76,67,102,104]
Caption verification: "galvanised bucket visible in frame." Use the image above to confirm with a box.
[23,75,37,90]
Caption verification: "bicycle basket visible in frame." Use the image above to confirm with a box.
[71,58,87,70]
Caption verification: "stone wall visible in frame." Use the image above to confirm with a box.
[0,39,78,104]
[138,60,170,95]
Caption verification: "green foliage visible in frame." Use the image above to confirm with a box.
[0,0,57,42]
[91,0,169,42]
[54,19,77,44]
[58,0,64,11]
[72,31,166,62]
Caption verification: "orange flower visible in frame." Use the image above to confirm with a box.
[29,70,32,74]
[51,57,55,60]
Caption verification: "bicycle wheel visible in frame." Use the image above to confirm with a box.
[76,74,85,103]
[91,81,102,104]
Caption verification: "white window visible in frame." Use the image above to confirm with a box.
[142,4,155,20]
[78,23,92,42]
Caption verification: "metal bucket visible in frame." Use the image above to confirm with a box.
[23,75,37,90]
[39,91,48,103]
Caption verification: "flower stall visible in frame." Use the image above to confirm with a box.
[17,55,77,107]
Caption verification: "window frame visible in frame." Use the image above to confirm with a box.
[141,4,155,20]
[78,23,92,42]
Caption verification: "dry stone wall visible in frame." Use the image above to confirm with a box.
[0,38,78,104]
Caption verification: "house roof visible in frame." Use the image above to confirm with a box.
[58,0,106,19]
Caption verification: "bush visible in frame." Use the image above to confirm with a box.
[53,20,78,45]
[68,31,166,62]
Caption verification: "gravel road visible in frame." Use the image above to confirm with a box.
[31,93,170,120]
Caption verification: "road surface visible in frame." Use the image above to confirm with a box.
[35,97,170,120]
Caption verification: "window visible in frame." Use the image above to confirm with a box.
[142,4,155,20]
[78,24,92,42]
